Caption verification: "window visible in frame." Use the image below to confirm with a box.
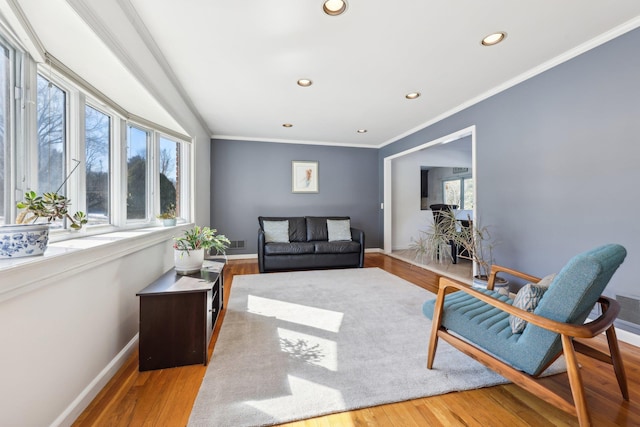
[159,136,180,217]
[0,27,192,236]
[0,43,9,225]
[443,177,474,210]
[37,75,67,194]
[85,105,111,225]
[126,125,149,221]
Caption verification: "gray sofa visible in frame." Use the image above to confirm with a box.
[258,216,365,273]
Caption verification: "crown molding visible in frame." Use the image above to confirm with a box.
[377,16,640,149]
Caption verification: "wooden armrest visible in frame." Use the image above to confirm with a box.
[487,265,541,290]
[437,277,619,339]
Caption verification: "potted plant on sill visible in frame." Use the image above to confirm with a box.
[1,163,88,259]
[157,203,177,226]
[173,225,230,275]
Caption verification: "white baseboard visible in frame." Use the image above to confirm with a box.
[225,253,257,260]
[52,334,139,427]
[616,327,640,348]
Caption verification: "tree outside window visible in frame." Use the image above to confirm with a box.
[36,75,66,228]
[85,105,110,225]
[127,125,148,220]
[159,136,179,217]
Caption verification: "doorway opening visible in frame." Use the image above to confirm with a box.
[382,125,476,279]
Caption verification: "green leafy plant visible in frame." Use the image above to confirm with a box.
[156,203,176,220]
[16,192,88,230]
[15,159,88,230]
[173,225,230,255]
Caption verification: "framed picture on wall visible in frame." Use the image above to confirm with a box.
[292,161,319,193]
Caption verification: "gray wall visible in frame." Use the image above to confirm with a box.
[380,27,640,333]
[210,139,380,253]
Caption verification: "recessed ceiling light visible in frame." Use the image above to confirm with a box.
[323,0,347,16]
[357,129,367,133]
[297,79,313,87]
[405,92,421,100]
[282,123,293,128]
[481,32,507,46]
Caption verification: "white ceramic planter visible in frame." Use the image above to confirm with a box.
[0,224,50,258]
[472,276,510,296]
[162,218,177,227]
[174,248,204,275]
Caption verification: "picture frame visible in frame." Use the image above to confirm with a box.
[292,161,319,193]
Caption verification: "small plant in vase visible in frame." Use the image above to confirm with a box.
[157,203,177,226]
[173,225,230,274]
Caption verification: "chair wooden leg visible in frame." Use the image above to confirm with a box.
[427,290,446,369]
[562,334,592,427]
[605,326,629,400]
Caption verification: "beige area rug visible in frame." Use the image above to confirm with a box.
[188,268,564,427]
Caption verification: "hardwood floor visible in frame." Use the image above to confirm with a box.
[74,254,640,426]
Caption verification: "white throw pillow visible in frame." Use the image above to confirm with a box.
[327,219,352,242]
[263,220,290,243]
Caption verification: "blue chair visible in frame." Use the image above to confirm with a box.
[423,244,628,427]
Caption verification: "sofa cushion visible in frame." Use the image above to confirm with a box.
[263,220,290,243]
[306,216,350,241]
[264,242,315,255]
[259,216,307,242]
[314,241,361,254]
[327,219,352,241]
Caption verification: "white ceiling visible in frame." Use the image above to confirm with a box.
[8,1,640,148]
[125,0,640,148]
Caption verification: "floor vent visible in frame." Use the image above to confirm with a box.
[616,294,640,325]
[229,240,245,250]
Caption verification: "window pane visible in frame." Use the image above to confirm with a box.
[443,179,461,207]
[159,136,180,217]
[126,125,148,220]
[0,44,9,225]
[85,106,110,225]
[37,75,66,228]
[463,178,474,210]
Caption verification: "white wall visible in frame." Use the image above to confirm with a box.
[0,229,181,426]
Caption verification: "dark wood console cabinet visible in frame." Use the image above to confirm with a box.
[136,262,224,371]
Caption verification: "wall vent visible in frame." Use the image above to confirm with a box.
[228,240,245,250]
[616,294,640,325]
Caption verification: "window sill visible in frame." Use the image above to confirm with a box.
[0,223,192,303]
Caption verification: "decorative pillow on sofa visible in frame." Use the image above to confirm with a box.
[327,219,352,242]
[263,220,290,243]
[509,283,547,334]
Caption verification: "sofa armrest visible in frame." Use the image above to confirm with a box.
[351,227,365,267]
[258,228,266,273]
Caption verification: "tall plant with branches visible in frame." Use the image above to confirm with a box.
[411,209,497,279]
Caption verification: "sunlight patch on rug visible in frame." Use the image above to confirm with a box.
[247,295,344,332]
[244,375,346,420]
